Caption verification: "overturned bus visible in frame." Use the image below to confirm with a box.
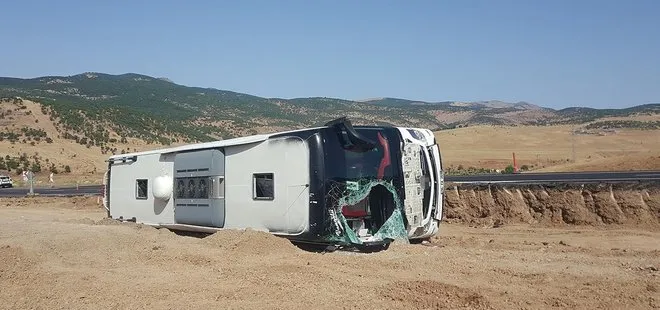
[103,117,444,248]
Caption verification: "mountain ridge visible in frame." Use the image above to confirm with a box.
[3,72,655,110]
[360,97,546,111]
[1,72,658,148]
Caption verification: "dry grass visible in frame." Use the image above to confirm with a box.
[533,153,660,172]
[434,124,660,172]
[595,114,660,122]
[0,99,157,185]
[3,99,660,185]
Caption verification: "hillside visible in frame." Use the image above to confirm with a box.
[0,73,444,145]
[2,73,658,144]
[364,97,660,127]
[1,72,659,183]
[0,98,149,185]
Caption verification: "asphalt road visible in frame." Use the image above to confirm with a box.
[0,185,102,197]
[1,171,659,197]
[445,170,660,184]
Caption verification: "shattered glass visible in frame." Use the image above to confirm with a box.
[323,179,410,245]
[372,208,409,243]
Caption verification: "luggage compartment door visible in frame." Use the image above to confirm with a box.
[173,149,226,228]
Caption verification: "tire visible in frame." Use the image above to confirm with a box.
[355,240,391,253]
[409,237,431,244]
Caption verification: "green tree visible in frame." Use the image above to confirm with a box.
[6,158,19,170]
[31,162,41,173]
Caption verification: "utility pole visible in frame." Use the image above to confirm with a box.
[512,152,518,173]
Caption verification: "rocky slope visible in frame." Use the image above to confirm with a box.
[444,182,660,229]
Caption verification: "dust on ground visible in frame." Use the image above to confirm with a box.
[0,196,658,310]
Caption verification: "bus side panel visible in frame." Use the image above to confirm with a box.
[223,138,310,235]
[108,153,175,225]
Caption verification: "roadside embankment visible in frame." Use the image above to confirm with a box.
[443,181,660,229]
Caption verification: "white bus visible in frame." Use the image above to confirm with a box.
[103,117,443,249]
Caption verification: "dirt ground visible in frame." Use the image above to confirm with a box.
[0,196,658,310]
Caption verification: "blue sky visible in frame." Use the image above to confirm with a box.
[1,0,658,109]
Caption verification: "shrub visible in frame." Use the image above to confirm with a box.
[30,162,41,173]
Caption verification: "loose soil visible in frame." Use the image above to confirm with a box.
[444,182,660,229]
[0,193,658,309]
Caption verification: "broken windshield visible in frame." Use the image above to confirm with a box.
[324,127,399,182]
[320,126,408,245]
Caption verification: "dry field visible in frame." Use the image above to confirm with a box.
[10,123,659,187]
[3,98,660,187]
[434,125,660,172]
[0,196,658,309]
